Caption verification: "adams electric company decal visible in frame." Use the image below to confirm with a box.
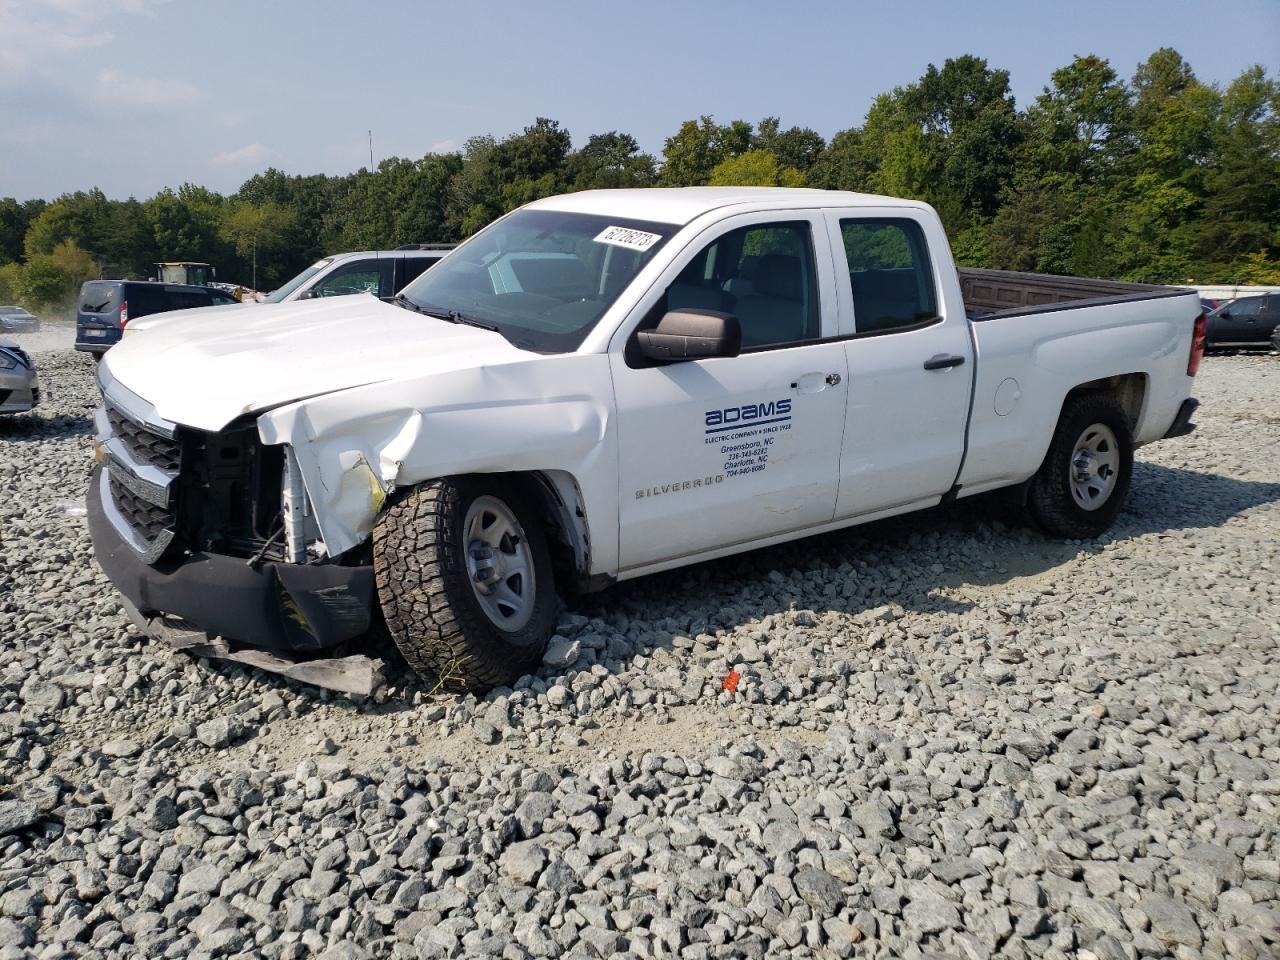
[634,397,794,499]
[708,398,792,478]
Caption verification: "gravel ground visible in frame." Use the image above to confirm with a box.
[0,344,1277,960]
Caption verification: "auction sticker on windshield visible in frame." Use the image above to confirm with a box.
[594,226,662,251]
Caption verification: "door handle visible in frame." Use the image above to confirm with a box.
[923,353,966,371]
[790,372,842,393]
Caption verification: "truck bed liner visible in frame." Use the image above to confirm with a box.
[960,268,1191,320]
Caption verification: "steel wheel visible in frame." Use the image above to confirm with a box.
[464,495,536,632]
[1069,423,1120,511]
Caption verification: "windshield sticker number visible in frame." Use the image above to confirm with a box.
[594,226,662,251]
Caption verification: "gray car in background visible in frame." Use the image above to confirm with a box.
[0,338,38,415]
[0,305,39,333]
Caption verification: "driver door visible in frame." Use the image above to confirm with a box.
[610,214,849,572]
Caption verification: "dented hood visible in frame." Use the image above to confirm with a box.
[100,296,531,431]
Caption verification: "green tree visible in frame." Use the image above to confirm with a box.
[1197,66,1280,270]
[0,262,21,301]
[23,189,113,260]
[807,128,871,191]
[708,150,805,187]
[218,201,297,289]
[50,239,99,288]
[755,118,826,173]
[0,198,34,264]
[145,185,229,270]
[564,133,657,191]
[14,255,72,310]
[659,116,754,186]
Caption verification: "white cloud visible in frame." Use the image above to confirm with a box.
[94,68,198,108]
[211,143,276,167]
[0,3,107,73]
[429,139,458,153]
[0,0,168,76]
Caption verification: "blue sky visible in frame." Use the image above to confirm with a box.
[1,0,1277,201]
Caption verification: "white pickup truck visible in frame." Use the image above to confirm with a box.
[89,188,1205,689]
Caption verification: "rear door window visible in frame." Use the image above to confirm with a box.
[838,219,938,333]
[125,285,170,319]
[79,284,120,315]
[311,258,391,298]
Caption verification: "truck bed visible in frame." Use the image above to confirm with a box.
[959,268,1192,320]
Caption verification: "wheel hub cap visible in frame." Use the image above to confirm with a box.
[1069,423,1120,511]
[463,496,535,631]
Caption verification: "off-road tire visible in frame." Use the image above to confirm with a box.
[373,476,557,691]
[1027,393,1134,539]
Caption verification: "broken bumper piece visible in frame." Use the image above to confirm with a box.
[118,599,384,696]
[88,465,378,655]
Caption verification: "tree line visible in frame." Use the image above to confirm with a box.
[1,49,1276,310]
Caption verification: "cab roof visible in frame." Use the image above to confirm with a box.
[528,187,928,226]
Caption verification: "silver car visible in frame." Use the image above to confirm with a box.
[0,305,39,333]
[0,338,38,414]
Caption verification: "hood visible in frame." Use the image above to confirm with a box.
[101,296,533,431]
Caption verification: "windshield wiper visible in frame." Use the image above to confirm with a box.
[392,293,425,314]
[418,303,500,333]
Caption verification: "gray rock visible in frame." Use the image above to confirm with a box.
[0,800,40,837]
[903,890,961,933]
[794,866,845,915]
[100,738,142,758]
[852,801,896,839]
[763,820,805,853]
[542,636,580,668]
[20,679,64,713]
[500,841,547,885]
[178,863,227,897]
[515,791,554,837]
[1142,894,1203,948]
[195,716,238,749]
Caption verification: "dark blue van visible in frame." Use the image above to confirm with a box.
[75,280,239,356]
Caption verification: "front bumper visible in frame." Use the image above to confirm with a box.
[88,465,376,652]
[0,369,38,414]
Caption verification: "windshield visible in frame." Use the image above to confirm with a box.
[398,209,676,352]
[262,259,332,303]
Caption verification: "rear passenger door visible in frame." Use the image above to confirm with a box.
[611,213,849,570]
[825,212,973,519]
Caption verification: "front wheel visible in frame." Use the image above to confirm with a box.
[1026,393,1134,539]
[373,476,558,691]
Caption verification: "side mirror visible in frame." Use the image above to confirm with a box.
[298,288,319,300]
[636,309,741,362]
[1219,309,1230,318]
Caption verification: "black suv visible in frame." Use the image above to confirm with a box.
[75,281,239,355]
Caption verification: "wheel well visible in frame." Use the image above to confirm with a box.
[499,470,593,592]
[1063,373,1147,432]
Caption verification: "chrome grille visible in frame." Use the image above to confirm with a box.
[106,406,182,472]
[97,378,180,564]
[109,479,174,541]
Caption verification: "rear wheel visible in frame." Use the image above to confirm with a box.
[373,476,557,691]
[1027,393,1133,539]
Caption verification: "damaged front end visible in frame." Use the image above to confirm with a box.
[88,370,380,682]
